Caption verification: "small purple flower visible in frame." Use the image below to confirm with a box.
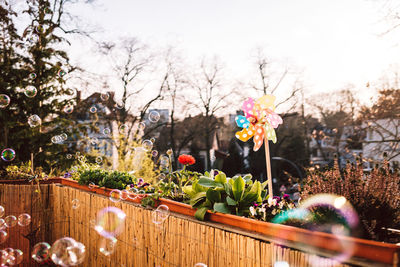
[129,184,135,188]
[137,178,144,186]
[254,203,259,207]
[283,194,290,200]
[142,182,150,187]
[63,172,72,178]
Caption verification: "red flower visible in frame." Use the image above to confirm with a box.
[178,154,196,165]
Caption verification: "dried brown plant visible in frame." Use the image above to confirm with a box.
[301,158,400,243]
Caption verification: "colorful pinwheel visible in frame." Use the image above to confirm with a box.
[235,95,283,151]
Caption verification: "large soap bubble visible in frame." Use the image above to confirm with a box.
[272,193,359,265]
[17,213,31,227]
[0,94,10,108]
[32,242,51,263]
[24,86,37,98]
[1,148,15,161]
[151,205,170,225]
[4,216,16,228]
[28,114,41,127]
[148,110,160,123]
[94,207,126,239]
[50,237,85,266]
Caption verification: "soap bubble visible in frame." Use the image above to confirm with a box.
[66,154,73,159]
[148,111,160,123]
[120,190,130,200]
[3,248,15,265]
[72,199,80,209]
[160,155,169,168]
[35,25,44,33]
[32,242,51,263]
[90,137,99,145]
[50,237,85,266]
[4,215,17,228]
[17,213,31,227]
[63,105,74,114]
[28,114,41,127]
[99,237,116,257]
[60,133,68,141]
[88,182,95,190]
[94,207,126,239]
[103,128,111,136]
[13,249,23,265]
[152,205,170,225]
[0,206,5,218]
[100,92,110,101]
[24,86,37,98]
[194,263,207,267]
[95,156,103,164]
[115,101,124,109]
[127,188,138,200]
[1,149,16,162]
[29,72,37,79]
[89,106,97,113]
[150,137,156,143]
[51,135,64,144]
[109,189,121,203]
[138,122,145,130]
[151,150,158,157]
[0,94,10,108]
[58,69,67,77]
[44,7,52,14]
[142,140,153,151]
[0,230,7,244]
[118,124,127,135]
[272,194,358,265]
[0,219,5,230]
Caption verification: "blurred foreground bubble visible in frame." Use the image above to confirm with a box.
[272,194,359,265]
[0,94,10,109]
[32,242,51,263]
[95,207,126,239]
[50,237,85,266]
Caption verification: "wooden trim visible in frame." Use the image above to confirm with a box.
[0,177,399,265]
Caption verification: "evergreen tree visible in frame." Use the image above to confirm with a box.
[0,0,76,171]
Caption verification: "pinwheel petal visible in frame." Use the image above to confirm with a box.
[235,115,250,129]
[235,125,255,142]
[242,98,255,118]
[266,111,283,128]
[255,95,276,111]
[253,124,265,151]
[264,124,277,143]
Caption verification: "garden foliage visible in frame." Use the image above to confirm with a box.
[301,159,400,242]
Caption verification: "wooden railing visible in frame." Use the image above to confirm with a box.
[0,179,398,267]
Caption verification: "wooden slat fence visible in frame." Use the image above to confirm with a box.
[0,183,356,267]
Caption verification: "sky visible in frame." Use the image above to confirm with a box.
[64,0,400,107]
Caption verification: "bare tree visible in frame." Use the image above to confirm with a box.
[188,58,231,170]
[98,38,167,168]
[250,49,300,113]
[360,85,400,162]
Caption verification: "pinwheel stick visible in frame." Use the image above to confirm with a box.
[264,136,273,199]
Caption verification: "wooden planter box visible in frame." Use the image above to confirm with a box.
[0,178,399,267]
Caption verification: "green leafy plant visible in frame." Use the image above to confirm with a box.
[183,171,268,220]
